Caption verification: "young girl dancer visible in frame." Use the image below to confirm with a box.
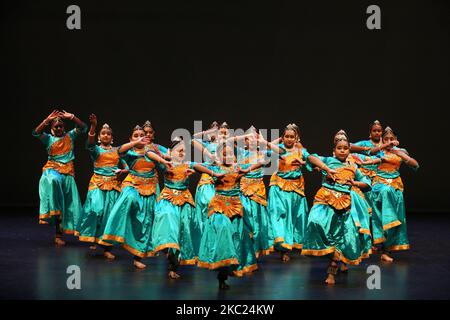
[197,143,263,289]
[237,128,282,258]
[152,137,207,279]
[268,123,334,262]
[102,125,171,269]
[192,122,229,233]
[302,136,372,285]
[363,127,419,262]
[77,114,145,259]
[33,110,87,245]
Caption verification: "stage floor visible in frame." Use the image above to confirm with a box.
[1,211,449,300]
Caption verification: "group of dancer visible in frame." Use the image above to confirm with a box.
[33,110,419,288]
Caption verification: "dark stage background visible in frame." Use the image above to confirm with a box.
[2,0,449,212]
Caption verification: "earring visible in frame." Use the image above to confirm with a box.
[111,139,114,145]
[98,138,101,144]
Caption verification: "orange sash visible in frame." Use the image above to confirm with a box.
[269,174,305,196]
[43,160,75,176]
[313,187,352,211]
[208,194,243,218]
[88,173,121,191]
[373,176,404,192]
[121,174,158,196]
[240,177,267,206]
[158,187,195,207]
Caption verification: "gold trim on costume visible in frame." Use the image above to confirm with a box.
[313,187,352,211]
[43,160,75,176]
[121,174,158,196]
[208,194,244,218]
[197,258,239,270]
[49,134,72,156]
[233,264,258,277]
[273,237,302,251]
[255,246,275,258]
[269,174,305,196]
[88,173,121,191]
[383,220,402,231]
[102,234,125,243]
[301,247,371,265]
[122,243,151,258]
[39,210,62,220]
[373,175,404,192]
[387,244,410,251]
[153,242,181,253]
[240,177,267,206]
[157,187,195,207]
[373,237,386,245]
[198,173,214,187]
[179,257,198,266]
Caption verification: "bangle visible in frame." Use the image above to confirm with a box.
[70,114,75,120]
[88,132,95,137]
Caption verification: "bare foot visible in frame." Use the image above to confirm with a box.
[168,271,181,279]
[55,237,65,246]
[381,253,394,262]
[103,251,115,260]
[281,252,290,262]
[133,260,147,269]
[89,245,97,250]
[325,274,335,285]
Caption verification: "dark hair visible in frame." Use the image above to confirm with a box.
[334,137,350,147]
[210,121,219,129]
[382,126,396,138]
[170,136,183,149]
[143,120,153,130]
[370,120,383,131]
[283,123,299,137]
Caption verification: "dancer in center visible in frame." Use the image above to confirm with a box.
[102,125,171,269]
[152,137,204,279]
[268,123,335,262]
[196,142,264,289]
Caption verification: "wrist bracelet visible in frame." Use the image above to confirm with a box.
[88,132,95,137]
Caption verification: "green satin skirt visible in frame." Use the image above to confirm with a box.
[152,199,200,265]
[198,212,258,275]
[349,191,373,257]
[38,169,83,235]
[302,204,370,265]
[77,188,120,244]
[371,183,409,251]
[102,185,158,258]
[268,185,308,251]
[240,194,274,257]
[194,183,215,232]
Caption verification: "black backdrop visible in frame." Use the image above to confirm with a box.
[2,0,449,212]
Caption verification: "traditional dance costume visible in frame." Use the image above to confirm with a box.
[198,163,257,277]
[152,162,200,271]
[302,156,372,265]
[76,142,128,245]
[102,146,163,258]
[238,148,274,257]
[33,125,87,234]
[371,148,416,251]
[268,144,310,251]
[193,139,218,231]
